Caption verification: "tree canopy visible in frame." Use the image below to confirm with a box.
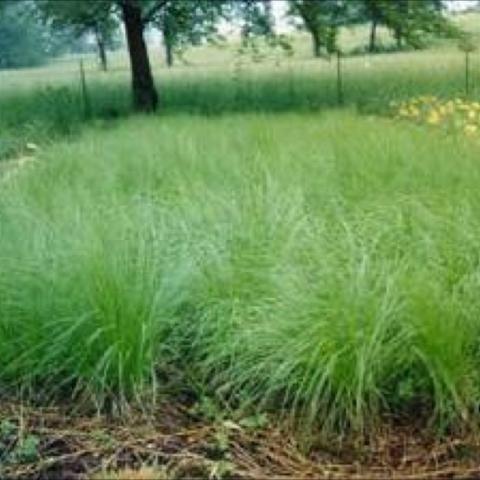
[0,0,56,69]
[152,1,227,67]
[287,0,354,57]
[39,0,120,70]
[358,0,456,52]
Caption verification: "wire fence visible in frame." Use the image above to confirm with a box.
[0,48,479,121]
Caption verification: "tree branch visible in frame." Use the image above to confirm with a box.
[142,0,169,25]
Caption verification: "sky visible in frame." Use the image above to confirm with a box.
[447,0,478,10]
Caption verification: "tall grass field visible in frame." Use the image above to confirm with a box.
[2,111,480,435]
[1,45,479,160]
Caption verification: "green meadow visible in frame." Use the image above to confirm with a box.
[1,13,480,160]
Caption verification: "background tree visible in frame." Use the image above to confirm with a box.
[234,0,275,41]
[119,0,161,111]
[380,0,453,49]
[228,0,292,62]
[287,0,351,57]
[360,0,384,52]
[0,0,55,69]
[92,17,120,71]
[40,1,120,71]
[38,0,167,112]
[359,0,455,52]
[38,0,229,111]
[152,1,226,68]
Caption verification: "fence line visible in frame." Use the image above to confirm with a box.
[0,50,478,114]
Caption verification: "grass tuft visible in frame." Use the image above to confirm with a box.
[1,112,480,435]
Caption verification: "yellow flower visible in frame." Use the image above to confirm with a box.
[445,100,455,113]
[465,124,478,136]
[427,110,441,125]
[409,107,421,117]
[420,95,436,104]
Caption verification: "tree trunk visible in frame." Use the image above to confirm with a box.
[396,35,402,49]
[95,29,108,71]
[121,0,158,112]
[394,27,403,49]
[312,30,322,58]
[325,26,338,56]
[369,18,378,52]
[165,41,173,68]
[162,28,174,68]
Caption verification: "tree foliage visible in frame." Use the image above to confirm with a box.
[36,0,228,110]
[0,0,54,69]
[287,0,354,57]
[38,0,120,70]
[152,1,226,67]
[37,0,161,111]
[285,0,457,56]
[227,0,292,63]
[359,0,457,52]
[232,0,275,40]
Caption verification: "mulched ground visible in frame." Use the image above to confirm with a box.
[2,399,480,480]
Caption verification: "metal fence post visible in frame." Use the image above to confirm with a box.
[465,50,471,97]
[337,50,344,106]
[79,59,92,119]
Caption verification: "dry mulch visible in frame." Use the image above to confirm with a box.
[2,400,480,480]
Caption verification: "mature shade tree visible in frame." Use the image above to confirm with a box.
[38,0,167,112]
[39,1,119,71]
[286,0,452,56]
[389,0,456,49]
[120,0,160,111]
[228,0,293,60]
[92,17,120,71]
[287,0,350,57]
[234,0,275,41]
[359,0,454,52]
[360,0,384,52]
[152,1,226,68]
[38,0,229,111]
[0,1,52,69]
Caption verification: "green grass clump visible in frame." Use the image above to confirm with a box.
[1,112,480,434]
